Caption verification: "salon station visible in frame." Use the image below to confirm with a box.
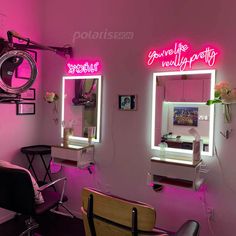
[0,1,236,236]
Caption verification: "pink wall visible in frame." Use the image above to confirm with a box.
[39,0,236,235]
[0,0,43,222]
[1,0,236,235]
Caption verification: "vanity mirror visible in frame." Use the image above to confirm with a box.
[0,50,37,94]
[61,75,102,143]
[151,70,215,156]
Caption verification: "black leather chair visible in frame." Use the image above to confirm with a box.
[0,166,68,236]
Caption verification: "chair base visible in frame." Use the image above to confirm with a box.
[19,217,39,236]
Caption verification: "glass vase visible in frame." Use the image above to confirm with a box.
[223,103,232,123]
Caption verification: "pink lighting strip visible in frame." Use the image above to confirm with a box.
[67,61,100,75]
[147,42,219,71]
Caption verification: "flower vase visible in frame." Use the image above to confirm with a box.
[223,103,232,123]
[52,101,59,124]
[53,101,58,113]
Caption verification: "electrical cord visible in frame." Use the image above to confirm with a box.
[207,217,215,236]
[214,145,236,194]
[92,97,116,193]
[199,161,209,174]
[199,144,236,236]
[198,159,215,235]
[199,187,215,236]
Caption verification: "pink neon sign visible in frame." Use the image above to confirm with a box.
[146,42,219,71]
[67,61,100,75]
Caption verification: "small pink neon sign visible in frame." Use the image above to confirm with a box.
[147,42,219,71]
[67,61,100,75]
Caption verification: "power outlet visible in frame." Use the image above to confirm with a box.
[207,207,214,221]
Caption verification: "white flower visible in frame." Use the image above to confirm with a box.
[44,92,59,103]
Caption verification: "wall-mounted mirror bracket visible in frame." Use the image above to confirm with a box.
[6,31,73,58]
[0,31,73,103]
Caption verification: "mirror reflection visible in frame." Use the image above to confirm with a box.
[62,75,102,142]
[152,70,215,156]
[0,50,37,94]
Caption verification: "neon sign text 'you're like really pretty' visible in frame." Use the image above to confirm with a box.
[147,42,219,71]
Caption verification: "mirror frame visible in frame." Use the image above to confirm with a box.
[61,75,102,143]
[151,69,215,156]
[0,50,37,93]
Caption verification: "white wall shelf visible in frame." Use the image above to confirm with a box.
[51,143,95,172]
[150,156,204,190]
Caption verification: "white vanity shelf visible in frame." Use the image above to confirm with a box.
[51,143,95,173]
[150,156,204,190]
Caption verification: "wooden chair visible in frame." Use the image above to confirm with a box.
[81,187,199,236]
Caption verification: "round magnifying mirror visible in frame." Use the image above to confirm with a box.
[0,50,37,94]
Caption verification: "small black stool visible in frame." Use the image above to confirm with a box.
[21,145,53,187]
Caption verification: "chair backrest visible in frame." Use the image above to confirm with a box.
[81,187,157,236]
[0,167,35,215]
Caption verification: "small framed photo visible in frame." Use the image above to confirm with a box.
[16,103,35,115]
[15,50,37,79]
[20,88,36,100]
[118,95,137,111]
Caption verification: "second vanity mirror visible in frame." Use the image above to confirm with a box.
[61,75,102,143]
[151,70,215,156]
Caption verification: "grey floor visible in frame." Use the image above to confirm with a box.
[0,212,85,236]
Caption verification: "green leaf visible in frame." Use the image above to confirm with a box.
[213,99,222,104]
[206,99,222,105]
[214,91,221,98]
[206,100,214,105]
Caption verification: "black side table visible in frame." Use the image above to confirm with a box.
[21,145,53,186]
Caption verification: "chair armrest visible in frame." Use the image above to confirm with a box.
[38,177,67,203]
[174,220,199,236]
[38,177,67,192]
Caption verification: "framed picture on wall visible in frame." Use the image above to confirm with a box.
[16,103,35,115]
[173,107,198,126]
[15,50,37,79]
[20,88,36,100]
[118,95,137,111]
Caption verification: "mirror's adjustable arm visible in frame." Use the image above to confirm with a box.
[13,43,73,58]
[7,30,73,58]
